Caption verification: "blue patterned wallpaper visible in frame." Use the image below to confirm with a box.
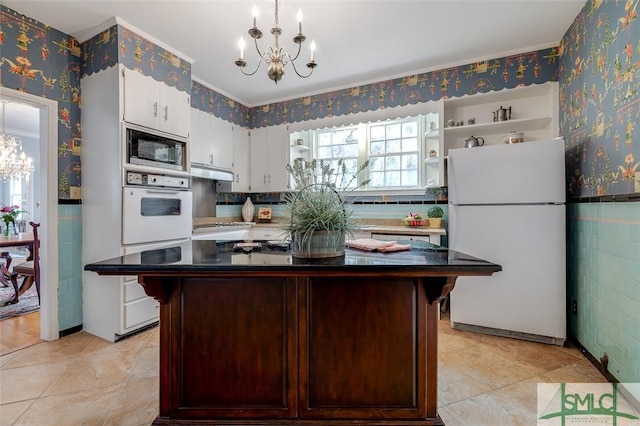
[560,0,640,197]
[249,48,560,128]
[0,5,82,199]
[191,80,251,128]
[81,24,191,92]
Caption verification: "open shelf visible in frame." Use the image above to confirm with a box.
[443,116,552,136]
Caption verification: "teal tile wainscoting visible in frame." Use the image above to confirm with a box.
[567,202,640,383]
[58,205,83,331]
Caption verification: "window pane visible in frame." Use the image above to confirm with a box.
[318,132,331,146]
[386,139,401,153]
[333,131,345,145]
[402,154,418,169]
[318,146,331,158]
[343,159,358,174]
[402,170,418,186]
[387,123,401,139]
[332,145,344,157]
[344,144,359,157]
[370,171,385,186]
[370,156,384,171]
[402,137,418,151]
[345,131,358,144]
[385,171,400,186]
[370,125,385,141]
[370,141,384,155]
[385,155,400,170]
[402,122,417,137]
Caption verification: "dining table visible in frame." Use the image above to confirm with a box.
[0,232,36,305]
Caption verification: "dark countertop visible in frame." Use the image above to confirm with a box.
[84,239,501,276]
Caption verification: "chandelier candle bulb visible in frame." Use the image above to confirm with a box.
[238,37,245,60]
[252,5,258,27]
[310,40,316,61]
[297,9,302,34]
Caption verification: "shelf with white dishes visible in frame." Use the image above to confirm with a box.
[442,82,559,152]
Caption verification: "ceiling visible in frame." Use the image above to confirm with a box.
[4,0,585,108]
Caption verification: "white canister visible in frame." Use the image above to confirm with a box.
[503,132,524,144]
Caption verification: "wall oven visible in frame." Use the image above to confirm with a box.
[122,171,192,245]
[126,125,187,172]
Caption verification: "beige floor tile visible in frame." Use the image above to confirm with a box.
[0,350,19,368]
[0,360,69,404]
[104,375,159,426]
[80,326,154,356]
[0,331,97,369]
[14,384,122,426]
[438,362,493,406]
[536,359,608,383]
[439,382,536,426]
[439,340,547,389]
[41,349,140,397]
[0,400,34,426]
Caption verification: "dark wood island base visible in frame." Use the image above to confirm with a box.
[85,241,500,426]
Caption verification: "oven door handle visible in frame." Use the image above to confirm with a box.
[145,189,180,195]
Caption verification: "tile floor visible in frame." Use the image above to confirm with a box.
[0,316,607,426]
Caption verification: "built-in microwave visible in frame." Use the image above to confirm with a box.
[126,126,187,172]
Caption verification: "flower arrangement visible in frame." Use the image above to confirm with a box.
[284,158,369,258]
[1,204,27,237]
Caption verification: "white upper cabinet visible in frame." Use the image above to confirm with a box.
[122,67,190,138]
[249,125,289,192]
[210,115,234,171]
[190,108,233,170]
[232,125,251,192]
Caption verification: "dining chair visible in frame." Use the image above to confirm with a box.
[10,222,40,305]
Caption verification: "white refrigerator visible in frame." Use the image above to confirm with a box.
[447,138,566,345]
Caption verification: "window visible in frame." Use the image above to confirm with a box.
[368,118,419,188]
[306,115,430,191]
[315,126,361,189]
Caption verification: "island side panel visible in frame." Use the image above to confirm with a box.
[299,277,428,420]
[164,277,298,420]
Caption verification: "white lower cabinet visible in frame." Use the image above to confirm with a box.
[248,227,288,241]
[372,233,439,246]
[123,295,159,329]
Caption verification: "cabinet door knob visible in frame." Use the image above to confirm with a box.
[164,105,168,121]
[153,102,158,118]
[209,153,214,164]
[236,174,239,183]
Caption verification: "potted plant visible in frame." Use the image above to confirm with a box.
[426,205,444,229]
[284,158,369,258]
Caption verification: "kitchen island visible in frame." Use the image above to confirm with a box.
[85,240,500,425]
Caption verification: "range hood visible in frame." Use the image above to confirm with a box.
[190,163,234,181]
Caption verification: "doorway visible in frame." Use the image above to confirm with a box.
[0,87,59,350]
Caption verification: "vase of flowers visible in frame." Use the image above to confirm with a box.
[1,204,27,237]
[284,158,369,258]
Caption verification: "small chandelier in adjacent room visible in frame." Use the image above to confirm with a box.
[0,102,35,182]
[235,0,317,84]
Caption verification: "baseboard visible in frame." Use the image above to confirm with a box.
[59,324,82,338]
[450,321,565,346]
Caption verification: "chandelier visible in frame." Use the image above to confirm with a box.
[0,102,35,182]
[235,0,317,84]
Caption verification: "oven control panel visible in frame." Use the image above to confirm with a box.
[126,171,190,189]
